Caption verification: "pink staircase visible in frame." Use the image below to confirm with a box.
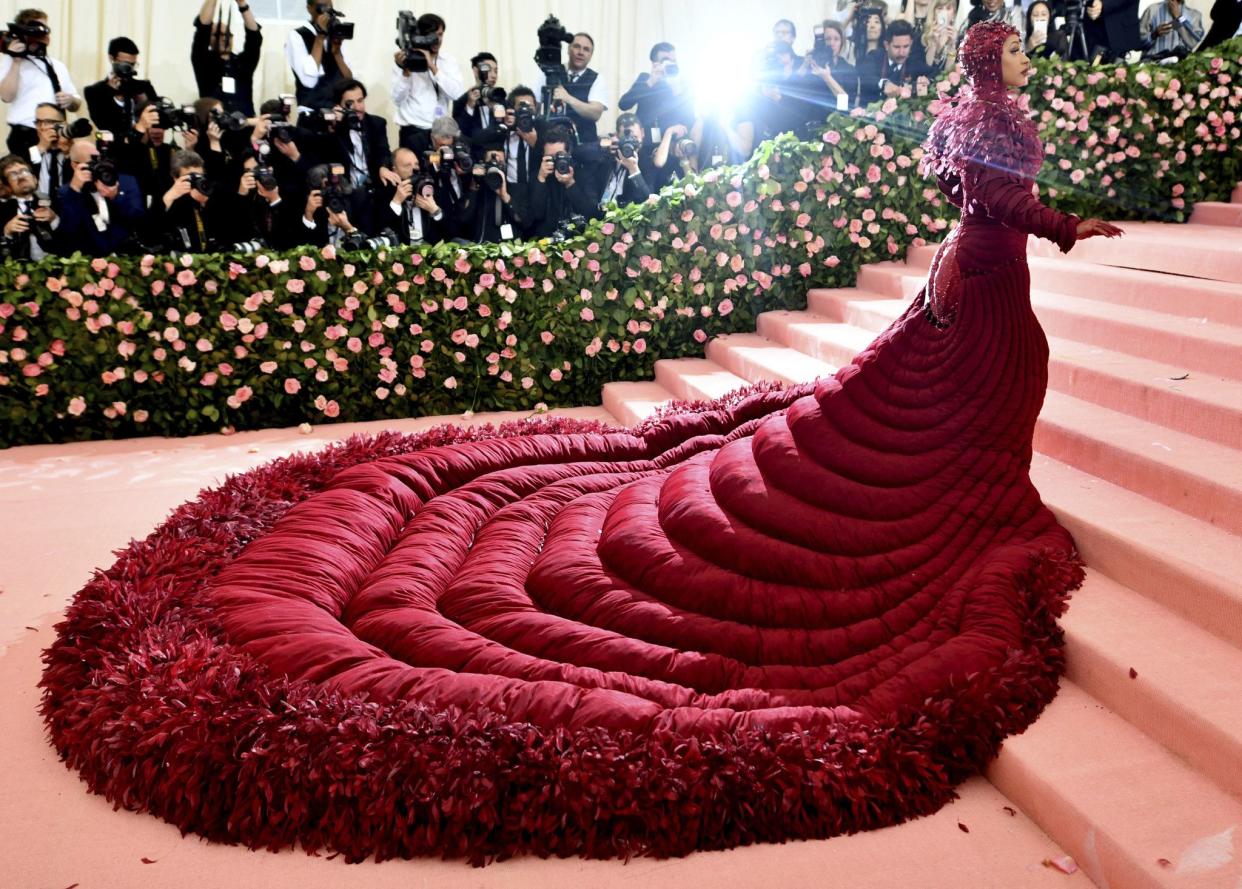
[601,183,1242,888]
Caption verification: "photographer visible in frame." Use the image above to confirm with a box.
[649,122,698,190]
[150,150,227,252]
[322,78,394,233]
[497,87,541,234]
[858,20,930,107]
[0,9,81,156]
[755,42,824,142]
[424,115,472,232]
[296,162,362,247]
[0,154,58,259]
[255,97,317,196]
[453,52,505,140]
[392,13,464,158]
[84,37,159,137]
[805,21,858,110]
[192,0,263,116]
[534,32,608,145]
[618,43,695,147]
[457,131,520,243]
[30,102,69,203]
[286,0,355,115]
[120,99,176,206]
[228,149,298,249]
[525,126,596,239]
[594,114,652,208]
[1140,0,1204,60]
[54,139,144,256]
[377,146,446,245]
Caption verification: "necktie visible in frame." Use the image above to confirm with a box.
[518,142,528,185]
[49,155,60,193]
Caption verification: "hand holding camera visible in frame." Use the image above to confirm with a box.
[304,189,323,222]
[392,177,414,204]
[133,103,160,135]
[164,173,194,209]
[4,213,30,237]
[238,170,257,196]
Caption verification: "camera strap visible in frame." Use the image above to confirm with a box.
[36,56,62,94]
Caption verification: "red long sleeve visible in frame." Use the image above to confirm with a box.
[964,165,1081,254]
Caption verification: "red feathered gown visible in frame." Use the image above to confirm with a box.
[211,160,1084,744]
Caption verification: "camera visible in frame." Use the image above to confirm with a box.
[154,98,196,130]
[320,164,353,214]
[187,172,214,196]
[211,106,250,133]
[269,120,296,144]
[340,99,365,131]
[111,60,137,81]
[2,20,49,58]
[396,11,438,73]
[55,118,95,141]
[84,157,119,193]
[411,174,437,202]
[515,106,536,134]
[299,107,338,133]
[675,137,698,161]
[472,160,505,192]
[663,62,680,78]
[231,239,267,255]
[552,150,574,176]
[315,3,354,41]
[551,213,586,243]
[342,229,398,251]
[253,164,278,191]
[534,14,573,95]
[616,135,641,160]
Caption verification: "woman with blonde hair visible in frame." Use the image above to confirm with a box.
[922,0,960,72]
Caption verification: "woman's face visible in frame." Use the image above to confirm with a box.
[866,14,883,40]
[1001,33,1031,88]
[983,0,1004,12]
[1030,2,1051,26]
[824,27,843,54]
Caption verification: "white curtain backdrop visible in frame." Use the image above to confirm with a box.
[0,0,1205,147]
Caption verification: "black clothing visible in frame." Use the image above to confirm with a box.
[191,15,263,116]
[376,183,448,245]
[84,78,158,136]
[616,75,695,144]
[293,26,345,110]
[1085,0,1142,61]
[524,173,598,238]
[457,186,519,243]
[55,175,146,256]
[0,196,57,259]
[452,92,501,141]
[856,51,928,108]
[560,68,602,144]
[149,194,229,253]
[1202,0,1242,49]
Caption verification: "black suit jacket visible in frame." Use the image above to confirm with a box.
[0,197,57,259]
[452,93,501,141]
[856,52,928,108]
[375,182,448,245]
[84,78,158,136]
[1097,0,1143,56]
[1203,0,1242,48]
[524,176,598,239]
[55,175,146,256]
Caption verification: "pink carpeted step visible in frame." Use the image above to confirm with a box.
[600,381,675,427]
[1036,392,1242,536]
[755,310,876,367]
[790,291,1242,449]
[867,256,1242,326]
[653,358,751,403]
[705,333,836,385]
[1063,571,1242,804]
[1233,182,1242,204]
[988,681,1242,889]
[1032,455,1242,650]
[1027,223,1242,285]
[1190,202,1242,227]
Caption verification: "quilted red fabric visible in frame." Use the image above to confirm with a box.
[41,164,1086,863]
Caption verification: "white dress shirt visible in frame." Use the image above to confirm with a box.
[390,53,464,129]
[0,55,79,129]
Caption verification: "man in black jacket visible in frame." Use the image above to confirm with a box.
[84,37,158,137]
[0,154,59,259]
[453,53,506,140]
[455,129,520,244]
[55,140,146,256]
[617,43,694,147]
[230,149,299,249]
[857,20,930,108]
[594,113,653,208]
[149,150,228,252]
[192,0,263,116]
[1084,0,1142,61]
[29,102,70,208]
[376,147,447,245]
[327,79,393,233]
[525,126,597,239]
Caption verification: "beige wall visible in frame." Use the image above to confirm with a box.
[0,0,1217,147]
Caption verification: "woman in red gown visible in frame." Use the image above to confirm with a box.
[43,21,1124,863]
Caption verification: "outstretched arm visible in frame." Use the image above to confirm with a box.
[966,164,1081,253]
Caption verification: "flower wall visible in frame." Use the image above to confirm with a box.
[1,41,1239,448]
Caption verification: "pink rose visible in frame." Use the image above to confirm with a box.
[284,378,301,394]
[67,396,86,416]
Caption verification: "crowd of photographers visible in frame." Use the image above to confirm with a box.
[0,0,1237,260]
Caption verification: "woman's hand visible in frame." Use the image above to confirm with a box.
[1076,218,1123,240]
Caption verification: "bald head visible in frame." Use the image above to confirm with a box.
[69,141,98,164]
[392,147,418,178]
